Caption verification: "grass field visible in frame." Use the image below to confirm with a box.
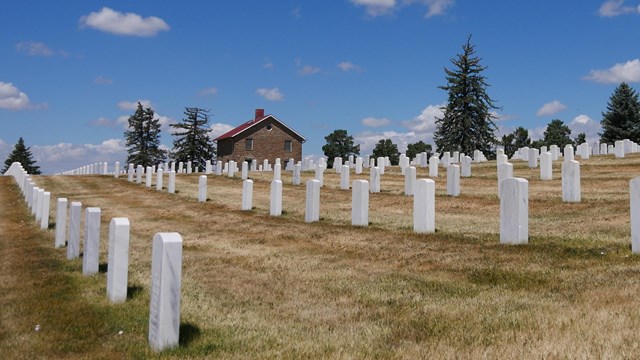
[2,155,640,359]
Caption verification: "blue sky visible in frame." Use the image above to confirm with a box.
[1,0,639,173]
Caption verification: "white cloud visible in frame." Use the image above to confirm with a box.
[291,6,302,18]
[256,88,284,101]
[351,0,397,16]
[263,60,274,69]
[536,100,567,117]
[89,117,116,127]
[210,123,235,139]
[337,61,361,72]
[423,0,455,17]
[94,76,113,84]
[402,104,443,133]
[355,130,423,155]
[79,7,169,37]
[299,65,321,75]
[0,82,31,110]
[570,114,602,144]
[584,59,640,84]
[31,139,127,174]
[115,99,174,131]
[117,99,154,110]
[362,117,391,127]
[0,139,10,168]
[597,0,639,17]
[16,41,58,57]
[199,87,218,96]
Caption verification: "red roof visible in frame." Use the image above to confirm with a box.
[214,114,306,142]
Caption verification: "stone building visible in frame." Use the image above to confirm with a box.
[214,109,306,166]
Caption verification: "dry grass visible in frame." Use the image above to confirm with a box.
[3,154,640,358]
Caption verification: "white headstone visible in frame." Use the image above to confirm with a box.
[413,179,435,233]
[55,198,68,248]
[631,177,640,253]
[352,180,369,226]
[405,166,416,196]
[293,164,301,185]
[40,191,50,230]
[186,161,192,174]
[540,152,552,181]
[497,153,507,167]
[550,145,559,161]
[148,232,183,352]
[146,167,153,188]
[35,188,44,220]
[429,156,438,177]
[305,179,321,222]
[128,164,134,182]
[461,155,472,177]
[370,167,380,193]
[67,202,82,260]
[241,161,248,180]
[564,145,574,161]
[600,143,608,155]
[528,148,539,168]
[107,218,130,303]
[270,180,283,216]
[377,157,386,175]
[242,179,253,211]
[156,168,164,191]
[136,165,143,184]
[168,171,176,194]
[114,162,120,178]
[274,163,281,181]
[500,178,528,245]
[355,157,363,174]
[83,207,101,276]
[198,175,207,202]
[315,165,325,187]
[446,165,460,196]
[228,161,235,177]
[615,140,625,158]
[562,160,581,202]
[340,165,350,190]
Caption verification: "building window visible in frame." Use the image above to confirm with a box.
[284,140,292,152]
[266,124,273,131]
[245,138,253,150]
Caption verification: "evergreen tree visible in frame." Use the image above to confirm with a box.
[406,141,432,160]
[434,36,499,159]
[322,129,360,167]
[600,82,640,143]
[170,107,216,169]
[2,137,41,174]
[574,132,586,146]
[371,139,399,165]
[124,102,167,167]
[542,119,573,148]
[500,127,530,158]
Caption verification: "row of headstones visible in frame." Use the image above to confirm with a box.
[511,139,639,164]
[4,162,185,352]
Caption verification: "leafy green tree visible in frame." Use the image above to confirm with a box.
[500,127,530,158]
[124,102,167,167]
[600,82,640,143]
[406,141,432,160]
[322,129,359,167]
[2,137,41,174]
[170,107,216,169]
[434,36,499,159]
[542,119,573,148]
[500,133,516,158]
[371,139,399,165]
[574,132,586,146]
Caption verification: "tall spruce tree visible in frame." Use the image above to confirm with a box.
[434,36,499,159]
[124,102,166,167]
[2,137,41,174]
[170,107,216,169]
[600,82,640,143]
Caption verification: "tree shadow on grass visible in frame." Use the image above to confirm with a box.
[179,323,201,347]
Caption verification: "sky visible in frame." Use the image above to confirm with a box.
[1,0,640,174]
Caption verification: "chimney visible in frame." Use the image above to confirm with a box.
[254,108,265,121]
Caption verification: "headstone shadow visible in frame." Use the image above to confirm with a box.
[179,322,201,347]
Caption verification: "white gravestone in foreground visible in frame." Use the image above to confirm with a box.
[429,156,438,177]
[242,179,253,211]
[270,180,283,216]
[148,233,183,352]
[241,161,248,180]
[168,171,176,194]
[40,191,51,230]
[369,167,380,193]
[107,217,130,303]
[405,166,416,196]
[340,165,350,190]
[497,163,513,198]
[461,156,472,177]
[146,167,153,188]
[55,198,68,248]
[413,179,435,233]
[630,177,640,253]
[198,175,207,203]
[128,164,134,182]
[447,165,460,196]
[305,179,321,223]
[352,180,369,227]
[156,168,164,191]
[68,202,82,260]
[500,177,528,245]
[136,165,143,184]
[83,207,101,276]
[540,152,552,181]
[562,160,581,202]
[35,188,44,221]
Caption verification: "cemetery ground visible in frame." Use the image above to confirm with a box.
[3,155,640,358]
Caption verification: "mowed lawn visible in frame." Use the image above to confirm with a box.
[3,154,640,359]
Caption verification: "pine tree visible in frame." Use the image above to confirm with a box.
[542,119,573,148]
[124,102,167,167]
[371,139,399,165]
[170,107,216,169]
[600,82,640,143]
[406,141,432,160]
[322,129,360,167]
[2,137,41,174]
[434,36,499,159]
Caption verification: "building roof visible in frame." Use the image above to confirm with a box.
[213,111,306,142]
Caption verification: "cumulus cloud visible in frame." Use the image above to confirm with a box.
[79,7,169,37]
[89,117,116,127]
[351,0,454,17]
[117,99,154,110]
[403,104,443,133]
[115,99,174,131]
[351,0,397,16]
[362,117,391,127]
[94,76,113,84]
[199,87,218,96]
[0,82,32,110]
[355,130,423,156]
[584,59,640,84]
[597,0,639,16]
[31,138,127,174]
[536,100,567,117]
[337,61,361,72]
[422,0,455,17]
[570,114,602,144]
[210,123,235,139]
[15,41,66,57]
[299,65,321,75]
[256,88,284,101]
